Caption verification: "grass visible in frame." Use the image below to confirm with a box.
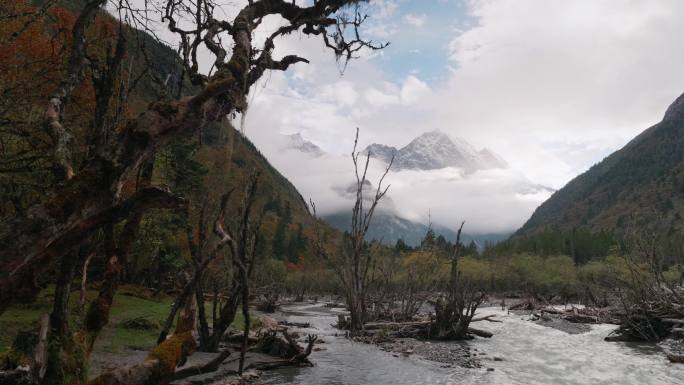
[0,285,174,353]
[0,284,260,354]
[95,290,174,353]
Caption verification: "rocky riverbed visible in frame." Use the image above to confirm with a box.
[258,303,684,385]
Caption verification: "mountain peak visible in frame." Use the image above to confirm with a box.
[362,143,397,164]
[284,132,324,157]
[418,129,450,139]
[368,131,507,172]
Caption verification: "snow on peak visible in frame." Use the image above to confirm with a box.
[366,130,508,172]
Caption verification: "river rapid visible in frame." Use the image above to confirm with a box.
[257,303,683,385]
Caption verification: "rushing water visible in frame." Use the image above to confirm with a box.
[258,303,684,385]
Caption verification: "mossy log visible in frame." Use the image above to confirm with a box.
[87,297,197,385]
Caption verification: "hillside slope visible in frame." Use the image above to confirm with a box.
[517,93,684,236]
[0,0,332,270]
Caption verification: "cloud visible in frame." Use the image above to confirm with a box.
[374,0,399,19]
[130,0,684,234]
[256,140,551,234]
[400,75,430,104]
[404,13,427,28]
[437,0,684,186]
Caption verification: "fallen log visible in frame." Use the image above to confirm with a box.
[467,327,493,338]
[167,349,231,383]
[363,321,429,330]
[667,354,684,364]
[539,307,563,315]
[279,321,312,329]
[87,296,197,385]
[471,315,502,323]
[509,301,536,311]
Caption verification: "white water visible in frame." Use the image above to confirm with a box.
[258,304,683,385]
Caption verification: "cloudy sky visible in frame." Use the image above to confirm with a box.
[132,0,684,234]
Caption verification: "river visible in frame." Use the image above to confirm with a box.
[257,303,683,385]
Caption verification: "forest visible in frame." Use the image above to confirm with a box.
[1,1,683,385]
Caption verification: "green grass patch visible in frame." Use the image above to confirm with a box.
[0,285,173,353]
[1,285,260,354]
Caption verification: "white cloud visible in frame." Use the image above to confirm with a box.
[130,0,684,234]
[438,0,684,186]
[400,75,430,104]
[404,13,427,28]
[374,0,399,19]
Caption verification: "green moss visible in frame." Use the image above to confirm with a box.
[147,331,194,376]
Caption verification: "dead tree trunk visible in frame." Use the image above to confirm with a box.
[312,128,393,331]
[201,173,262,352]
[430,222,486,340]
[1,0,383,320]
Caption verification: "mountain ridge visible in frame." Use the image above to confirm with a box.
[516,92,684,236]
[363,130,508,172]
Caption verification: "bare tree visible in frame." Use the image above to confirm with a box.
[606,223,684,345]
[0,0,384,383]
[429,222,488,340]
[314,128,394,331]
[1,0,386,315]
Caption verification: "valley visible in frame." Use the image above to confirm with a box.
[1,1,683,385]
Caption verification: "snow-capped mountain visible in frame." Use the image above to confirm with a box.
[363,130,508,172]
[283,133,324,157]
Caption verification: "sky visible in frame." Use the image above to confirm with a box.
[126,0,684,234]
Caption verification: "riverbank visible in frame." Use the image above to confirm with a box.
[259,302,684,385]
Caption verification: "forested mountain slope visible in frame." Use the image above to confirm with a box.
[516,93,684,236]
[0,0,333,287]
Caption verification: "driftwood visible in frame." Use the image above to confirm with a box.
[509,301,537,311]
[532,306,621,325]
[605,290,684,342]
[363,321,429,330]
[251,331,318,370]
[279,321,312,329]
[167,349,231,383]
[88,296,197,385]
[667,354,684,364]
[467,327,493,338]
[358,316,495,340]
[471,314,502,323]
